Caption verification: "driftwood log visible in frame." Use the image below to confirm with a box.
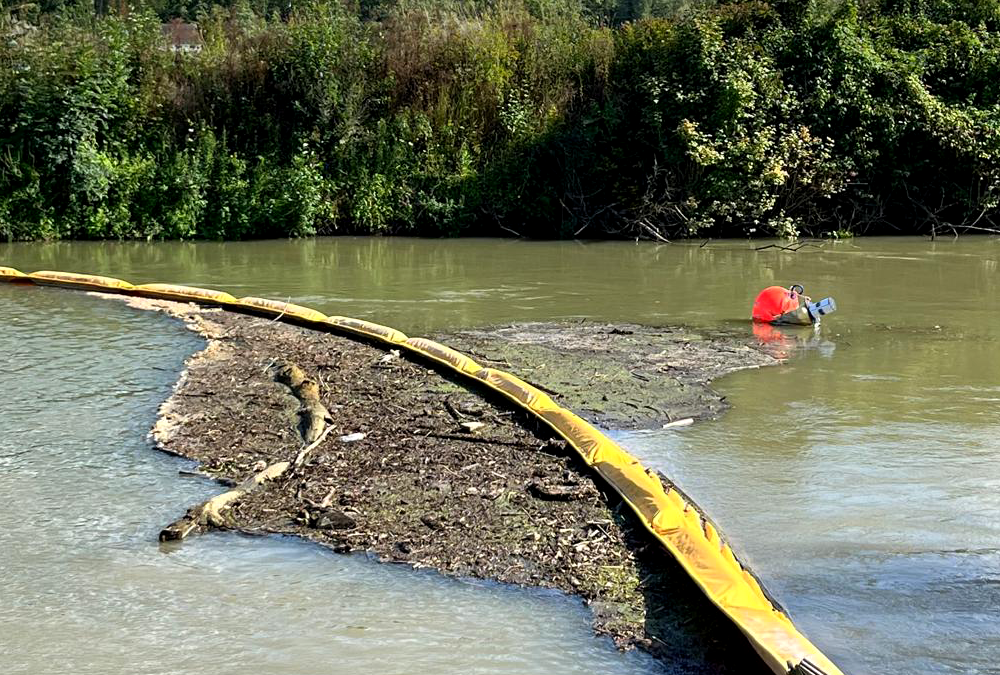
[159,360,333,542]
[274,361,333,443]
[159,461,290,541]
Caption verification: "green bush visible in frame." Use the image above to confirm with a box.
[3,0,1000,240]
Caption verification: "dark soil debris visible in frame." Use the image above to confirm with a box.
[441,321,778,429]
[111,296,771,674]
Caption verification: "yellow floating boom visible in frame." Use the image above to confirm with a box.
[0,267,845,675]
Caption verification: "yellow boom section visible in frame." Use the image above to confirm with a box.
[3,268,845,675]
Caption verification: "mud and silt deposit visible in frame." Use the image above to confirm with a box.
[107,295,777,673]
[441,322,778,430]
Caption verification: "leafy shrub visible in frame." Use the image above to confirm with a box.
[3,0,1000,240]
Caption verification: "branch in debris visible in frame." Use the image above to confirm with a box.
[159,461,290,541]
[293,423,337,470]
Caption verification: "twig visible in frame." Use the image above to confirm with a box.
[639,219,671,243]
[497,223,523,238]
[956,224,1000,234]
[266,297,293,325]
[292,423,337,470]
[755,241,821,252]
[443,395,465,420]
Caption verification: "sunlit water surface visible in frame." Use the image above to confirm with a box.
[2,236,999,674]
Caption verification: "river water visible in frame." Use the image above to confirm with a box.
[1,237,998,675]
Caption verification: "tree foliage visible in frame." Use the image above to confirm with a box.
[2,0,1000,240]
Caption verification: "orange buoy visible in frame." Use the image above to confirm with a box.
[752,285,801,323]
[753,284,838,325]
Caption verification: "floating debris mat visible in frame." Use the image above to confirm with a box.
[0,267,846,675]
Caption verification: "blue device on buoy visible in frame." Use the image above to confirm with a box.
[806,297,837,322]
[753,285,838,325]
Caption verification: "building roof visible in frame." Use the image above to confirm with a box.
[160,20,204,48]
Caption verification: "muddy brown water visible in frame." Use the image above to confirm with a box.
[2,236,999,675]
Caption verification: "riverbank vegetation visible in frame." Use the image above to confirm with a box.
[3,0,1000,240]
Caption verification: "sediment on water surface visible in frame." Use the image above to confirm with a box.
[440,322,779,430]
[114,296,772,673]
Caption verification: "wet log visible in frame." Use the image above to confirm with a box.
[274,361,333,443]
[160,362,336,542]
[159,461,290,541]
